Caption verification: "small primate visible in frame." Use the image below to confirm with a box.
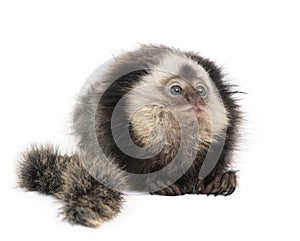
[18,45,242,227]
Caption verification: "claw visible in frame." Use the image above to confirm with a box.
[225,187,236,196]
[195,178,203,194]
[206,183,215,195]
[216,188,225,196]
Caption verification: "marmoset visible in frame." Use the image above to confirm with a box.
[18,45,242,227]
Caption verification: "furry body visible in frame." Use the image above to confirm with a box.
[18,45,241,227]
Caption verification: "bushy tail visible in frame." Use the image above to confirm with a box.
[17,144,125,227]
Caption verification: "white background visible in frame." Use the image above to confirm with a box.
[0,0,299,240]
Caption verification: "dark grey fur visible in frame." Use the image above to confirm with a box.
[180,64,198,81]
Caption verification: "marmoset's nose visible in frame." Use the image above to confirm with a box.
[183,87,206,109]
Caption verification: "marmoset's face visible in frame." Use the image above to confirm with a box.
[161,77,208,119]
[126,54,228,139]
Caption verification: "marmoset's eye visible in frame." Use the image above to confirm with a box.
[170,85,182,95]
[196,85,207,98]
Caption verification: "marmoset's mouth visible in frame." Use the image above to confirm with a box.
[178,105,204,117]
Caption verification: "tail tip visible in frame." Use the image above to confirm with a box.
[17,144,62,195]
